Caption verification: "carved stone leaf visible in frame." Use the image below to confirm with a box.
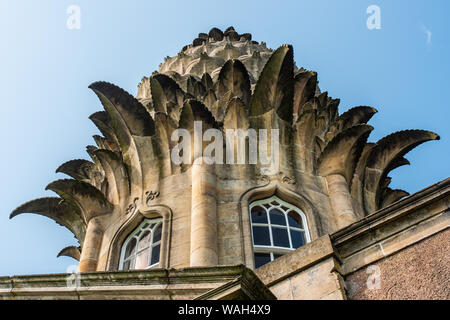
[179,99,219,130]
[224,97,249,130]
[154,112,178,158]
[92,135,107,149]
[380,188,410,208]
[56,159,94,181]
[203,89,217,110]
[150,76,169,113]
[93,149,130,204]
[57,246,81,261]
[201,73,214,91]
[293,70,317,117]
[211,91,232,122]
[294,109,317,148]
[46,179,113,221]
[249,44,294,123]
[364,130,440,213]
[350,143,375,212]
[216,59,251,106]
[317,124,373,184]
[331,106,378,134]
[10,197,86,246]
[186,76,206,99]
[89,81,155,152]
[89,111,120,152]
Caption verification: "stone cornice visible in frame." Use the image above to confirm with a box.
[331,177,450,246]
[0,265,264,300]
[195,268,276,300]
[330,177,450,275]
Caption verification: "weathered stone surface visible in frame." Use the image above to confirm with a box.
[346,229,450,300]
[195,267,276,300]
[255,235,336,286]
[267,258,346,300]
[333,178,450,276]
[253,235,346,300]
[0,265,259,300]
[7,27,447,301]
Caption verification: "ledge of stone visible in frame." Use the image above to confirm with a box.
[331,177,450,275]
[195,267,276,300]
[255,235,337,287]
[331,177,450,246]
[0,265,261,300]
[340,212,449,275]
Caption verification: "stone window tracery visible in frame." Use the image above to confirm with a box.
[119,218,162,270]
[250,196,311,268]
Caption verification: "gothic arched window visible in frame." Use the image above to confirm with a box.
[250,196,311,268]
[119,218,162,270]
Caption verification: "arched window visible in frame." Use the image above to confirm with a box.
[119,218,162,270]
[250,196,311,268]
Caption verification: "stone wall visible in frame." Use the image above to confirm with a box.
[0,265,270,300]
[98,162,335,271]
[269,257,345,300]
[255,235,346,300]
[345,229,450,300]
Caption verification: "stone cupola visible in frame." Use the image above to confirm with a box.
[10,26,439,274]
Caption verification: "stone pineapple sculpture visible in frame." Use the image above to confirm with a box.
[10,27,439,270]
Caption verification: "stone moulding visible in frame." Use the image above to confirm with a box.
[332,177,450,246]
[0,265,266,300]
[106,205,173,271]
[238,180,321,269]
[331,177,450,275]
[254,235,346,300]
[255,235,338,287]
[195,267,276,300]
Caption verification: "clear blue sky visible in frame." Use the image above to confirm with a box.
[0,0,448,276]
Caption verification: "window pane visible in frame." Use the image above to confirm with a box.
[138,231,151,251]
[151,244,160,265]
[272,227,289,247]
[254,253,271,268]
[287,212,303,229]
[251,206,268,224]
[124,257,136,270]
[123,260,131,270]
[124,238,137,259]
[273,253,284,260]
[252,226,271,245]
[153,224,162,243]
[135,248,150,269]
[290,230,305,248]
[269,209,286,226]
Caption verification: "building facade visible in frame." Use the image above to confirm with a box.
[3,27,449,300]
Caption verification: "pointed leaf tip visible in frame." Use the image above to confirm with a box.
[249,44,294,122]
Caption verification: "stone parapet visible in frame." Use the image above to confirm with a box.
[255,235,346,300]
[332,177,450,276]
[0,265,264,300]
